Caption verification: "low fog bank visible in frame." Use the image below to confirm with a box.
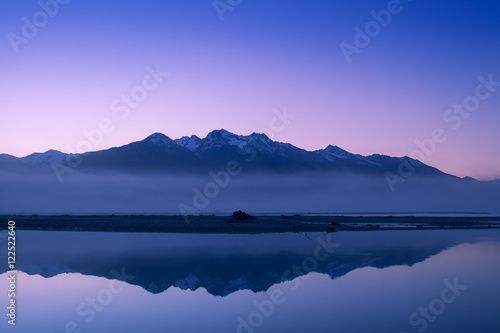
[0,171,499,215]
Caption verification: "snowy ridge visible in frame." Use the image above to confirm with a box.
[22,149,77,165]
[174,135,202,151]
[175,129,292,155]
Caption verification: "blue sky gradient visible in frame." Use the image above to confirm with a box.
[1,0,499,179]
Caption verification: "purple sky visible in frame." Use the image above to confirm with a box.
[1,0,499,180]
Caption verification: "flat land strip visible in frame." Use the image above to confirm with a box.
[1,215,499,233]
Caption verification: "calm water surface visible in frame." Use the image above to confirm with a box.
[1,229,499,333]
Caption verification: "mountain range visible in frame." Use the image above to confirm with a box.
[0,129,459,178]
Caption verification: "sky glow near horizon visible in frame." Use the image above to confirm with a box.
[0,0,499,180]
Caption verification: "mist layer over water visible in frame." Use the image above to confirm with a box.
[1,171,499,214]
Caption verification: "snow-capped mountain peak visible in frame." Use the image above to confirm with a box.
[248,132,272,142]
[320,145,353,161]
[202,129,246,148]
[144,132,173,145]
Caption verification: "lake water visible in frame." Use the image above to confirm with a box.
[1,229,499,332]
